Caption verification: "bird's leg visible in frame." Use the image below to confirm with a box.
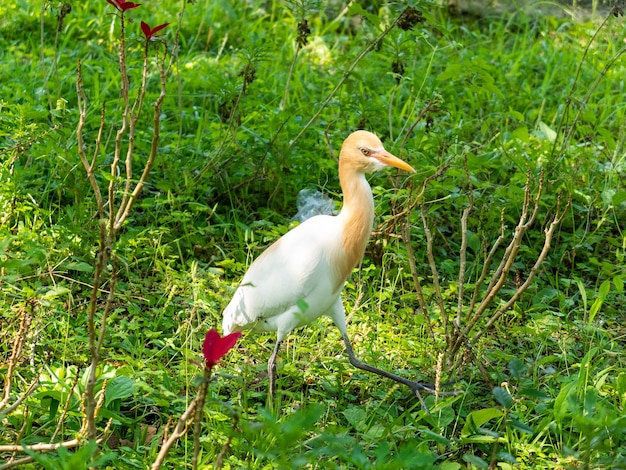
[267,339,282,400]
[341,333,459,410]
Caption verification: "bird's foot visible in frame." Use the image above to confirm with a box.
[407,379,464,414]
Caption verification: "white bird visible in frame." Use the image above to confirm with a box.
[222,130,435,399]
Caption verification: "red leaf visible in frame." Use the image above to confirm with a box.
[105,0,121,11]
[105,0,142,12]
[150,22,169,35]
[119,1,142,11]
[140,21,151,37]
[202,329,241,368]
[141,21,169,39]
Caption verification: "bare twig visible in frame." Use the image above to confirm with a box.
[290,9,413,147]
[114,46,168,231]
[151,398,199,470]
[403,220,434,340]
[192,368,212,470]
[0,436,106,453]
[76,61,104,217]
[456,154,473,329]
[49,372,81,443]
[0,379,39,416]
[0,302,34,412]
[420,207,448,338]
[475,194,571,339]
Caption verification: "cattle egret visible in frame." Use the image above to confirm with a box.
[223,130,436,400]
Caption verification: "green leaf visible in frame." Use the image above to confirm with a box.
[588,280,610,324]
[493,386,513,408]
[437,64,464,82]
[554,380,577,420]
[461,408,503,437]
[347,3,381,27]
[42,286,71,300]
[612,190,626,206]
[519,387,550,400]
[419,427,451,445]
[508,418,533,434]
[618,372,626,407]
[63,261,94,273]
[462,453,488,468]
[538,121,557,142]
[512,125,529,143]
[507,358,527,378]
[105,376,136,407]
[440,462,463,470]
[343,405,367,432]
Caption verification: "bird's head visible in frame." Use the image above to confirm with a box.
[340,130,416,174]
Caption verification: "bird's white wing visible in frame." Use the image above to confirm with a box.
[222,215,344,336]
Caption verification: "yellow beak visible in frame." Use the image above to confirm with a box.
[374,150,416,173]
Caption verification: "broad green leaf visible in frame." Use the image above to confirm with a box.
[577,347,599,391]
[493,386,514,408]
[538,121,557,142]
[343,406,367,432]
[508,418,533,434]
[419,427,451,445]
[554,380,576,420]
[507,358,526,378]
[63,261,94,273]
[461,408,503,437]
[42,286,71,300]
[589,280,610,323]
[437,64,464,82]
[512,125,529,143]
[462,453,488,468]
[347,3,381,27]
[105,376,136,407]
[612,190,626,206]
[508,109,525,121]
[440,462,462,470]
[519,387,550,400]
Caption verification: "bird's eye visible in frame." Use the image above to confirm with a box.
[360,148,370,156]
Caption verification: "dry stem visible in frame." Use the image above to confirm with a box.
[151,398,199,470]
[0,301,34,412]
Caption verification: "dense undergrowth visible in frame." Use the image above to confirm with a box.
[1,0,625,468]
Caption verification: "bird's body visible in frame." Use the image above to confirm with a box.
[223,214,345,337]
[222,130,434,399]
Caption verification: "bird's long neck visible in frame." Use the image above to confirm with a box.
[335,162,375,288]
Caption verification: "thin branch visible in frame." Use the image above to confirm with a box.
[76,60,104,217]
[456,154,473,328]
[50,372,81,443]
[0,436,106,453]
[151,398,199,470]
[0,380,39,417]
[114,45,168,231]
[84,220,108,440]
[0,302,33,412]
[475,195,570,340]
[467,208,506,319]
[290,9,410,147]
[420,207,448,337]
[466,170,542,332]
[403,219,434,340]
[109,13,131,233]
[192,368,212,470]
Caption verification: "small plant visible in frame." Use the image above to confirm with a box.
[151,328,241,470]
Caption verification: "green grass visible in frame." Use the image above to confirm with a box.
[1,0,626,468]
